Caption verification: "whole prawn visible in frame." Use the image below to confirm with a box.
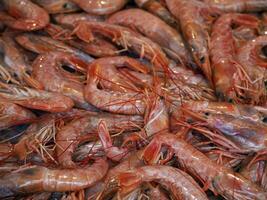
[106,165,208,200]
[204,0,267,12]
[108,8,193,66]
[166,0,219,84]
[0,0,49,31]
[210,13,260,102]
[0,158,108,198]
[70,0,128,15]
[143,133,267,200]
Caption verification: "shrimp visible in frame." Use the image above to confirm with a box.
[0,102,36,130]
[45,23,119,58]
[87,56,149,92]
[84,63,146,115]
[70,0,128,15]
[204,0,267,12]
[0,83,74,113]
[0,36,42,89]
[166,0,219,84]
[108,8,193,66]
[32,52,95,110]
[73,22,170,73]
[210,13,260,102]
[56,113,143,167]
[0,0,49,31]
[54,13,105,27]
[32,0,80,14]
[181,100,267,122]
[143,133,267,200]
[237,35,267,105]
[0,158,108,198]
[134,0,178,28]
[106,165,208,200]
[15,34,94,63]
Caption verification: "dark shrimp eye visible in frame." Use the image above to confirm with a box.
[63,3,70,9]
[204,112,209,116]
[261,45,267,57]
[228,98,234,103]
[199,56,205,64]
[263,117,267,123]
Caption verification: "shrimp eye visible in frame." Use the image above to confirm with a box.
[63,3,70,9]
[199,56,205,64]
[263,117,267,124]
[261,45,267,57]
[204,112,210,116]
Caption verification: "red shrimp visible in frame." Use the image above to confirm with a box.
[15,34,94,63]
[204,0,267,12]
[87,56,149,92]
[0,102,36,130]
[0,36,42,89]
[107,165,208,200]
[0,0,49,31]
[0,158,108,198]
[84,63,146,115]
[108,8,193,66]
[32,51,95,110]
[135,0,179,28]
[237,35,267,105]
[210,13,260,102]
[143,133,267,200]
[32,0,80,14]
[166,0,219,84]
[56,113,143,167]
[70,0,128,15]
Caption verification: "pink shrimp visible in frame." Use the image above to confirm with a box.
[106,165,208,200]
[0,0,49,31]
[56,113,143,167]
[108,8,193,66]
[166,0,219,84]
[32,0,80,14]
[0,83,74,113]
[204,0,267,12]
[0,158,108,198]
[0,102,36,130]
[210,13,260,102]
[237,35,267,105]
[143,133,267,200]
[70,0,128,15]
[32,51,95,110]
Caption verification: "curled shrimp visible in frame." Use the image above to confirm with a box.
[33,0,80,14]
[135,0,179,28]
[70,0,128,15]
[166,0,219,84]
[0,158,108,198]
[0,102,36,130]
[0,83,74,113]
[56,113,143,167]
[210,13,260,102]
[0,0,49,31]
[32,51,95,110]
[237,35,267,105]
[108,8,193,66]
[105,165,208,200]
[204,0,267,12]
[143,133,267,200]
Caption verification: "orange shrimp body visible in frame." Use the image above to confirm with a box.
[210,13,259,102]
[205,0,267,12]
[0,102,36,130]
[112,165,208,200]
[166,0,216,83]
[0,159,108,198]
[108,8,192,66]
[0,0,49,31]
[70,0,128,15]
[144,133,267,200]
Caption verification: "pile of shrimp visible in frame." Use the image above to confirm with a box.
[0,0,267,199]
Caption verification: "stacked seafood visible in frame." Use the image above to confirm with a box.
[0,0,266,199]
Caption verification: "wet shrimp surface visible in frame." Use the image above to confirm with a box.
[0,0,266,200]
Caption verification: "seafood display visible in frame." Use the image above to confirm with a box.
[0,0,266,200]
